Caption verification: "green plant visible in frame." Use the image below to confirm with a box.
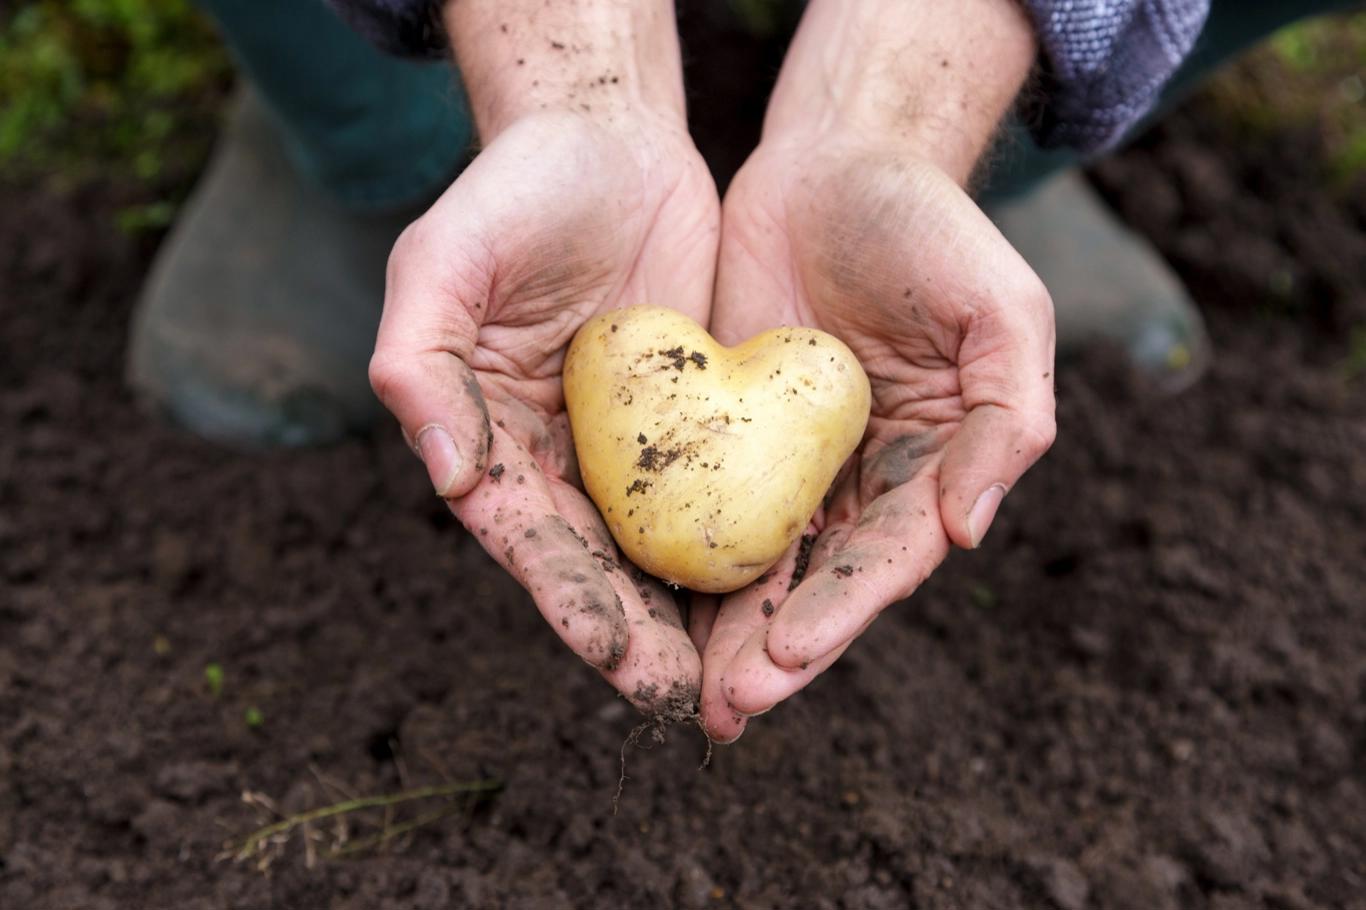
[204,662,224,697]
[116,199,178,234]
[969,582,997,610]
[1342,324,1366,382]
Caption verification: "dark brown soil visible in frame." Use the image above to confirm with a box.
[4,23,1366,910]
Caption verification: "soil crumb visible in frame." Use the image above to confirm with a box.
[789,533,817,590]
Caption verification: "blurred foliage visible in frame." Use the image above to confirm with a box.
[1206,12,1366,185]
[1344,324,1366,382]
[725,0,799,38]
[0,0,1361,195]
[0,0,230,191]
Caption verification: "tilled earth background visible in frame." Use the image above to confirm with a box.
[3,17,1366,910]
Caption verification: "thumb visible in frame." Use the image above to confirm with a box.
[938,291,1056,549]
[937,402,1055,549]
[368,218,494,499]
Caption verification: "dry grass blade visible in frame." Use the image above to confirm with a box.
[228,779,503,862]
[327,800,475,857]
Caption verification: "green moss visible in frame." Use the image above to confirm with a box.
[0,0,230,187]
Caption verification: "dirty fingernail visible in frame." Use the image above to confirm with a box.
[416,425,461,496]
[967,483,1007,548]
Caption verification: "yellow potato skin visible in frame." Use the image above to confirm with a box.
[563,306,871,593]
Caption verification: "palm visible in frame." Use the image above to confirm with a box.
[465,117,717,415]
[699,143,1056,739]
[374,113,720,715]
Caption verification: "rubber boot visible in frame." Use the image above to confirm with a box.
[988,170,1211,392]
[128,91,420,447]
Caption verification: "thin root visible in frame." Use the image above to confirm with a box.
[612,709,712,815]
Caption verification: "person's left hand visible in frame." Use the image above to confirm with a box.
[692,135,1057,741]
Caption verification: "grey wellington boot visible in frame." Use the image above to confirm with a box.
[988,171,1211,393]
[128,91,419,447]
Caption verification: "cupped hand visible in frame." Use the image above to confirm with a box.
[370,110,720,715]
[694,137,1056,741]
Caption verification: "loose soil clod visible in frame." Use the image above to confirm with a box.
[789,533,817,590]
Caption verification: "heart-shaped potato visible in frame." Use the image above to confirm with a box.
[563,306,871,593]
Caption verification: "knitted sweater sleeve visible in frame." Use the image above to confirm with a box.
[325,0,1210,152]
[1020,0,1210,151]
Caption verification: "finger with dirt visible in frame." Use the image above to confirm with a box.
[698,523,821,742]
[450,423,630,673]
[719,473,949,715]
[699,570,786,742]
[546,480,702,720]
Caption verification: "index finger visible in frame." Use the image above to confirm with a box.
[452,422,630,671]
[717,473,948,715]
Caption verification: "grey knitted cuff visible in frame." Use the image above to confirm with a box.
[1020,0,1210,152]
[325,0,448,60]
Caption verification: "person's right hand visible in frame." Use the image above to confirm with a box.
[369,1,720,715]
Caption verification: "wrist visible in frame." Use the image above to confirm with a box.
[760,0,1036,184]
[443,0,687,141]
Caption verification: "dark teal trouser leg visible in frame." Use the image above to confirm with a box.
[981,0,1365,201]
[196,0,472,212]
[198,0,1353,207]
